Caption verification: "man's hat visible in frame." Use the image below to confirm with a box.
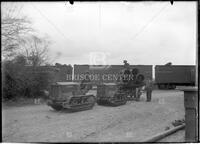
[123,60,127,63]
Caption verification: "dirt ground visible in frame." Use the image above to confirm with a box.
[2,90,185,142]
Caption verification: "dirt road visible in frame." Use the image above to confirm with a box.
[2,90,185,142]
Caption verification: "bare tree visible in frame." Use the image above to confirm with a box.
[2,3,53,101]
[1,2,33,59]
[19,35,51,66]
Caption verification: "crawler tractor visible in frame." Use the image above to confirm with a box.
[96,61,145,106]
[96,83,127,106]
[47,82,96,112]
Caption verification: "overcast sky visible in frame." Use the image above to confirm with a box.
[3,2,197,66]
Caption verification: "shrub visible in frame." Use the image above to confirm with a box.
[2,60,53,101]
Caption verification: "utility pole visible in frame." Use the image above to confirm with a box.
[195,3,198,86]
[195,41,198,86]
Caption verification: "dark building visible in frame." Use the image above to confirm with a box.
[74,64,152,85]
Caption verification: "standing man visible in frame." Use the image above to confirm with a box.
[146,79,153,102]
[123,60,130,69]
[135,87,143,101]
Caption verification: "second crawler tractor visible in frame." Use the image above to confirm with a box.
[97,64,145,106]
